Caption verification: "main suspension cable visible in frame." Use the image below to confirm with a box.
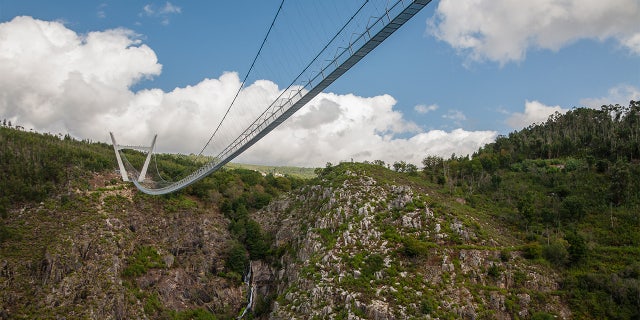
[273,1,369,103]
[198,0,285,156]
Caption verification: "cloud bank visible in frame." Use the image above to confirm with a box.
[580,84,640,109]
[0,16,496,167]
[506,101,569,129]
[429,0,640,64]
[240,95,495,166]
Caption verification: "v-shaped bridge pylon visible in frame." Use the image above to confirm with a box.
[110,132,157,183]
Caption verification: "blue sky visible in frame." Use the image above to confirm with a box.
[1,1,639,166]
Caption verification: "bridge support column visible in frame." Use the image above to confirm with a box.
[110,132,129,181]
[138,134,157,182]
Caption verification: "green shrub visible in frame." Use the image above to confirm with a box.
[0,224,21,243]
[143,293,163,315]
[420,296,437,315]
[487,264,501,278]
[513,271,527,287]
[122,246,165,277]
[382,226,402,244]
[171,308,217,320]
[317,228,337,249]
[362,254,384,278]
[531,311,555,320]
[522,242,542,260]
[504,296,518,314]
[402,237,431,257]
[543,241,569,267]
[500,249,510,262]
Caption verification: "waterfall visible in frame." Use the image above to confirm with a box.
[238,261,255,319]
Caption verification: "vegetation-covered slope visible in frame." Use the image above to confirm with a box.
[421,101,640,319]
[0,126,301,319]
[1,100,638,319]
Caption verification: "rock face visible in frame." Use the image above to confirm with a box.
[0,172,244,319]
[253,167,571,319]
[1,167,573,319]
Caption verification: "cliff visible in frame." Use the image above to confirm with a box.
[1,171,244,319]
[252,163,570,319]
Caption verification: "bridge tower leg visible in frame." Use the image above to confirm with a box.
[109,132,129,182]
[138,134,157,182]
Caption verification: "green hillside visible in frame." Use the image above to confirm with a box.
[421,101,640,319]
[0,126,302,319]
[0,100,638,319]
[224,162,316,179]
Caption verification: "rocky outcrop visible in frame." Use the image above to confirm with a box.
[253,167,571,319]
[0,172,244,319]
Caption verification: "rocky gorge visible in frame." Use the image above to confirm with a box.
[1,163,571,319]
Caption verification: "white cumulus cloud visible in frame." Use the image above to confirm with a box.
[580,84,640,108]
[443,110,466,121]
[141,2,181,25]
[428,0,640,64]
[414,104,439,114]
[0,16,161,135]
[506,100,569,128]
[0,16,497,167]
[442,110,467,127]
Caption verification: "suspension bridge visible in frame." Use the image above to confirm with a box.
[112,0,432,195]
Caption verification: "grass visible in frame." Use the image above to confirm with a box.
[225,162,317,179]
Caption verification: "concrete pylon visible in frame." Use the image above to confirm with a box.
[138,134,157,182]
[109,132,157,182]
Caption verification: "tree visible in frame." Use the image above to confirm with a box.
[225,241,249,276]
[393,161,407,172]
[543,240,569,267]
[517,192,536,226]
[560,195,585,220]
[405,163,418,176]
[245,219,269,259]
[372,160,386,167]
[422,155,444,183]
[609,160,630,206]
[422,155,443,172]
[479,153,498,172]
[565,231,587,264]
